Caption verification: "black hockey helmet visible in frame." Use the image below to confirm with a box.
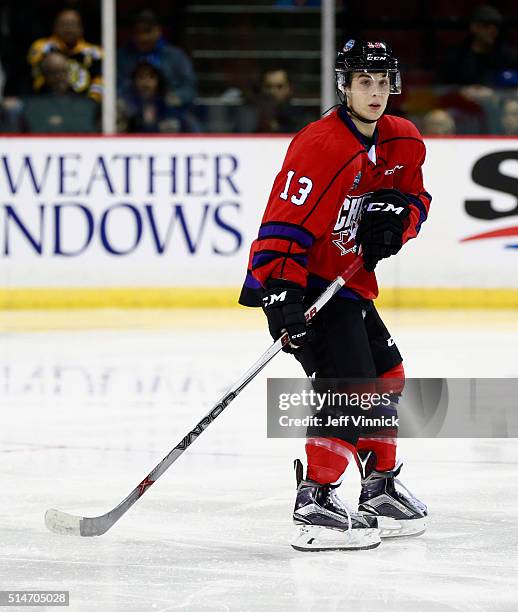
[335,39,401,95]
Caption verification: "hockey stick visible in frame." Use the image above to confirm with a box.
[45,257,363,537]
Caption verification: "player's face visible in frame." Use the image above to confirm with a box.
[347,72,390,121]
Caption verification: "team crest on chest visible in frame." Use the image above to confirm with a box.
[331,194,368,256]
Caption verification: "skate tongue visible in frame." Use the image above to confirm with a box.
[367,460,404,482]
[381,459,403,479]
[392,461,403,478]
[293,459,304,488]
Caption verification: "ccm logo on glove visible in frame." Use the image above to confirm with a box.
[365,201,407,215]
[263,291,287,307]
[356,189,411,272]
[262,280,310,353]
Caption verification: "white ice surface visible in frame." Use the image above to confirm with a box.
[1,310,518,611]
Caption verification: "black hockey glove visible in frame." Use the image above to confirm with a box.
[356,189,411,272]
[262,279,309,353]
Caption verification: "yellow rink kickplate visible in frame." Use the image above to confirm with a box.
[1,287,518,312]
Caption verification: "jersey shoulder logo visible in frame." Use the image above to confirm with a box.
[384,164,404,175]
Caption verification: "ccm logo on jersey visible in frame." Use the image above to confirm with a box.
[366,202,407,215]
[263,291,287,307]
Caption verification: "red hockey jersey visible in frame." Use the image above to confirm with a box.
[239,107,431,306]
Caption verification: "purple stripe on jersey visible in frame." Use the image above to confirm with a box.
[307,275,362,300]
[407,194,428,234]
[336,286,362,300]
[244,271,262,289]
[258,224,314,248]
[252,251,308,269]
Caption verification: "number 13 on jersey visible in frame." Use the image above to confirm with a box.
[279,170,313,206]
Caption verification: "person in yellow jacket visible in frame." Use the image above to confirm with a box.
[27,8,103,102]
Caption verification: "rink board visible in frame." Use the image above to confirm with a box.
[0,134,517,308]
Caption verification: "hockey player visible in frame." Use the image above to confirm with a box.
[239,40,430,551]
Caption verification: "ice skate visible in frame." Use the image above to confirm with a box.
[291,459,381,551]
[357,451,428,538]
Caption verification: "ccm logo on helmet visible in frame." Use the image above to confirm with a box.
[366,202,407,214]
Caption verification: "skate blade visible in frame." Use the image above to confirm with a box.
[291,525,381,552]
[375,515,427,538]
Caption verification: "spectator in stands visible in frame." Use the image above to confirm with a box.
[440,5,518,87]
[119,61,196,133]
[422,109,456,135]
[39,52,73,95]
[117,10,196,109]
[500,98,518,135]
[27,9,103,102]
[6,52,98,133]
[255,68,304,133]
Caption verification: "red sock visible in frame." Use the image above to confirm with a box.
[305,437,356,484]
[357,362,405,472]
[356,435,397,472]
